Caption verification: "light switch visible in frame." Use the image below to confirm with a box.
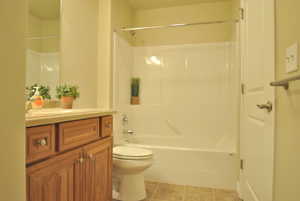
[286,43,298,73]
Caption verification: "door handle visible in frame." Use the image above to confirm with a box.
[257,101,273,112]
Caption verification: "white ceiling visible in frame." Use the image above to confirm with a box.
[129,0,232,10]
[29,0,60,19]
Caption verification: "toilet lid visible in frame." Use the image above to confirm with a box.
[113,146,153,158]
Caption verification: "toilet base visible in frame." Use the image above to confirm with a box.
[119,173,146,201]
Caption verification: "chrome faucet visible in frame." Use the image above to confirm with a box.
[123,129,135,143]
[124,129,135,135]
[122,114,129,125]
[122,114,135,135]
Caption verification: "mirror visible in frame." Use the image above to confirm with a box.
[26,0,60,98]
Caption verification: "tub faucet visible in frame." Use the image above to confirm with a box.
[123,129,135,135]
[122,114,129,125]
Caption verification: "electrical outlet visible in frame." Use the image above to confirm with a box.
[286,43,299,73]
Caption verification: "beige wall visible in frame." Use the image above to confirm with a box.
[98,0,112,109]
[274,0,300,200]
[112,0,134,44]
[97,0,134,109]
[59,0,133,109]
[231,0,240,41]
[61,0,99,108]
[231,0,240,20]
[133,1,234,46]
[59,0,131,109]
[0,0,26,200]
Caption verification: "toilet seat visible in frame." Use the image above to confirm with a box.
[113,146,153,160]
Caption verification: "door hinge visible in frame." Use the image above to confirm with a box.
[241,83,245,95]
[240,8,245,20]
[240,159,244,170]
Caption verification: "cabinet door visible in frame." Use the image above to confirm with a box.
[27,149,82,201]
[83,137,113,201]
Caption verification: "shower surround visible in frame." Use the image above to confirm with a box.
[113,34,239,189]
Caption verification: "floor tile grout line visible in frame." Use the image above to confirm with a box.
[149,182,160,201]
[182,185,186,201]
[213,188,217,201]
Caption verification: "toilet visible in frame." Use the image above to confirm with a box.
[113,146,154,201]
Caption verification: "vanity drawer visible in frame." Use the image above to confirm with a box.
[26,125,56,164]
[101,116,113,137]
[58,118,100,151]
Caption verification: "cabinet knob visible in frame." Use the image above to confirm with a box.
[36,138,47,146]
[78,157,84,164]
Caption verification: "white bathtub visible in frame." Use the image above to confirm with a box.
[123,143,239,190]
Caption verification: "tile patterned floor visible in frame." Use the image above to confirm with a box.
[145,181,241,201]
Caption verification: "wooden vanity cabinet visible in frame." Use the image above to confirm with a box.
[26,125,56,164]
[58,118,100,152]
[26,116,113,201]
[27,148,82,201]
[83,138,112,201]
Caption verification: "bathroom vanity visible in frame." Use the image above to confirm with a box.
[25,109,114,201]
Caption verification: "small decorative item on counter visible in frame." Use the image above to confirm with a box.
[131,78,140,105]
[56,84,80,109]
[26,84,51,109]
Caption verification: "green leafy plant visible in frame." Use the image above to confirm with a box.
[26,84,51,100]
[131,78,140,97]
[56,84,80,99]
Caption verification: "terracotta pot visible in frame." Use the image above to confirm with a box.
[131,96,140,105]
[60,96,74,109]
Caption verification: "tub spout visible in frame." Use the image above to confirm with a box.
[124,129,135,135]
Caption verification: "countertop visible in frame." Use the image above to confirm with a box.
[26,108,115,127]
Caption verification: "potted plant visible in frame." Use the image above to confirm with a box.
[131,78,140,105]
[26,84,51,109]
[56,85,80,109]
[26,84,52,101]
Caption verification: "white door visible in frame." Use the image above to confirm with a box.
[240,0,275,201]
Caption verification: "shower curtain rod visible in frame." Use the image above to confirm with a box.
[120,19,239,32]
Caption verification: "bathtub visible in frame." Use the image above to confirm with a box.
[123,142,239,190]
